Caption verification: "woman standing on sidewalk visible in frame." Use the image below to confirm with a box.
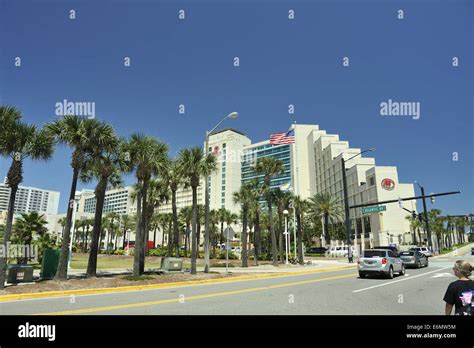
[443,260,473,315]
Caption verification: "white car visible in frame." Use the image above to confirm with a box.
[409,247,432,258]
[327,246,358,257]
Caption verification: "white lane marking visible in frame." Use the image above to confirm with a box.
[353,267,450,293]
[431,273,454,278]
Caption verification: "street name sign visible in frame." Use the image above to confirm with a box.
[362,205,386,214]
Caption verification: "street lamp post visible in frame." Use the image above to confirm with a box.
[341,148,375,263]
[203,112,239,273]
[283,209,289,264]
[414,181,433,252]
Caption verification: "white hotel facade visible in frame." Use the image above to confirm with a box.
[0,178,60,231]
[66,123,416,249]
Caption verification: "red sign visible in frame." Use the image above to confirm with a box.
[381,178,395,191]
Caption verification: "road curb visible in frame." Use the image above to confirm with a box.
[432,243,474,259]
[0,265,356,302]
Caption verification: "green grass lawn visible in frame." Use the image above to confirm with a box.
[70,253,164,270]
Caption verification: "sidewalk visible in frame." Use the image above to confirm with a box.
[432,243,473,259]
[31,258,356,278]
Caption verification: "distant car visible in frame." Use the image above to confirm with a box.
[328,246,343,257]
[306,247,327,254]
[358,249,405,279]
[471,247,474,256]
[409,247,432,258]
[374,245,399,253]
[399,251,429,268]
[340,246,359,258]
[327,246,358,257]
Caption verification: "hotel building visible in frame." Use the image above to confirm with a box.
[63,123,416,249]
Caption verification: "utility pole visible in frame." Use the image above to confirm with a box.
[417,184,433,252]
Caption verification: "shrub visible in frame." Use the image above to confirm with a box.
[115,249,125,255]
[217,251,238,260]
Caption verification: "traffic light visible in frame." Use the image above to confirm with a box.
[412,211,417,219]
[430,194,435,204]
[418,213,424,223]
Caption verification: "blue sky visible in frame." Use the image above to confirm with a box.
[0,0,472,215]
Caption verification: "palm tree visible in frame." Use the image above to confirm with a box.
[119,214,135,249]
[307,192,343,246]
[83,218,94,252]
[292,195,307,264]
[177,147,217,274]
[247,178,263,265]
[233,183,253,267]
[0,108,54,288]
[145,178,170,254]
[405,215,421,245]
[11,212,48,264]
[218,208,229,245]
[209,209,220,258]
[162,159,187,256]
[179,206,193,257]
[78,132,123,277]
[47,115,114,280]
[274,189,292,263]
[254,157,284,266]
[124,133,168,276]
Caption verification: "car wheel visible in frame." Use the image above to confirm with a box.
[425,260,429,267]
[399,265,405,276]
[358,272,366,278]
[387,266,394,279]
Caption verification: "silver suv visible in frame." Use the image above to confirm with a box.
[358,249,405,279]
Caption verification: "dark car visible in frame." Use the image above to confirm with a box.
[471,247,474,256]
[374,245,399,253]
[306,247,327,254]
[399,251,429,268]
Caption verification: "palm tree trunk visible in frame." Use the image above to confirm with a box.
[268,198,278,266]
[84,226,89,253]
[0,184,19,289]
[86,177,107,277]
[254,210,260,266]
[153,227,157,248]
[197,220,201,258]
[184,225,189,257]
[324,213,330,245]
[297,210,304,264]
[241,208,248,267]
[55,166,80,280]
[133,187,143,276]
[168,220,172,256]
[140,178,149,274]
[191,185,198,274]
[220,222,224,245]
[278,212,284,263]
[172,190,180,257]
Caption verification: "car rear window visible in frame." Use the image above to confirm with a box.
[363,250,386,258]
[400,252,414,256]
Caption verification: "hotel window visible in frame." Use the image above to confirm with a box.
[369,176,375,186]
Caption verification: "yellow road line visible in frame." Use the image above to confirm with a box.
[33,273,356,315]
[0,265,355,302]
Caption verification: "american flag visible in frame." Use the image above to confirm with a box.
[269,128,295,145]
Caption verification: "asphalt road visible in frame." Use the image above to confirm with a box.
[1,252,472,315]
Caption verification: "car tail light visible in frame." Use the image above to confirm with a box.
[357,259,362,264]
[381,258,387,264]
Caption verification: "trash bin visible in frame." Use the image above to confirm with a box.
[7,264,34,283]
[40,249,61,280]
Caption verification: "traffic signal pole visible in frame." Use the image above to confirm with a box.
[419,186,433,252]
